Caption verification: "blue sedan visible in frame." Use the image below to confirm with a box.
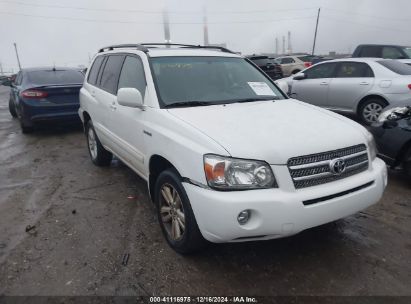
[7,67,84,133]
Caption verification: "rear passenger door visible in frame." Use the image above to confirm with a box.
[280,57,296,76]
[327,62,375,111]
[93,55,125,145]
[109,55,148,175]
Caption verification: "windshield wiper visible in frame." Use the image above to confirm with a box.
[164,101,218,108]
[231,97,280,104]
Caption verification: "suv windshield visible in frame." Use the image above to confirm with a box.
[404,47,411,58]
[150,56,284,108]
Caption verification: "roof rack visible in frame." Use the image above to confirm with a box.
[98,43,235,54]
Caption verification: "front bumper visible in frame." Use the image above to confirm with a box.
[185,158,387,243]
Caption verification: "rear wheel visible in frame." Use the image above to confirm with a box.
[8,99,17,118]
[86,120,112,166]
[403,147,411,180]
[154,169,207,254]
[359,98,388,125]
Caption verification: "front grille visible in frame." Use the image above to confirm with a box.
[288,144,369,189]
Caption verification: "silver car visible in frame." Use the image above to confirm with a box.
[284,58,411,124]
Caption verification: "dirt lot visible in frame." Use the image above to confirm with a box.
[0,85,410,297]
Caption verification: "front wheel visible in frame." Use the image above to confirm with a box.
[154,169,207,254]
[359,99,388,125]
[86,120,113,166]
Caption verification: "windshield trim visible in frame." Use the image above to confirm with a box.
[148,55,288,109]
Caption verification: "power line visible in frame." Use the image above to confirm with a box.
[0,0,318,15]
[0,10,316,25]
[323,7,411,23]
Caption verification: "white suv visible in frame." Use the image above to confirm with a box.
[79,43,387,254]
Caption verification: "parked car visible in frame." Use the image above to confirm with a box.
[0,75,11,86]
[274,55,313,77]
[370,106,411,179]
[79,43,387,254]
[353,44,411,60]
[6,67,84,133]
[284,58,411,124]
[246,55,283,80]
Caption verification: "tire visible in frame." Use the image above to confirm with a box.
[9,99,17,118]
[154,169,207,254]
[403,147,411,180]
[86,120,113,166]
[359,98,388,125]
[20,121,33,134]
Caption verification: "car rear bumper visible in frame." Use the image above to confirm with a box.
[20,100,80,124]
[184,158,387,243]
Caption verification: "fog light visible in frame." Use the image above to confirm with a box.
[237,210,251,225]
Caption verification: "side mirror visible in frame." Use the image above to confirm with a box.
[293,73,306,81]
[275,81,289,94]
[117,88,144,109]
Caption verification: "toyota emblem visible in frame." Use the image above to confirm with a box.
[330,159,346,175]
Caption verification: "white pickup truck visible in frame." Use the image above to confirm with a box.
[79,43,387,254]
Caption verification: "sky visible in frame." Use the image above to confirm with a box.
[0,0,411,72]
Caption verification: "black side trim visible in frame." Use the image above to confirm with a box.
[303,181,375,206]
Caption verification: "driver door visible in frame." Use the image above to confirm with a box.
[290,62,337,107]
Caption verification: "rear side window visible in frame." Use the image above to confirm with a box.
[88,56,104,85]
[118,56,147,98]
[335,62,374,78]
[305,63,337,79]
[359,46,381,57]
[297,56,314,62]
[378,60,411,75]
[382,47,404,59]
[27,70,84,85]
[99,55,125,94]
[281,58,295,64]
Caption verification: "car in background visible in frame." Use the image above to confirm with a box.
[370,106,411,179]
[284,58,411,124]
[6,67,84,133]
[353,44,411,60]
[274,55,313,77]
[247,55,283,80]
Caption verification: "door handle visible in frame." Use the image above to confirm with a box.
[91,91,96,97]
[110,102,117,110]
[320,82,329,86]
[360,82,370,85]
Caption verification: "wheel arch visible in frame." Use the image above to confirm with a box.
[356,94,389,116]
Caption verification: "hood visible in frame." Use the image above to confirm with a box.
[168,99,367,165]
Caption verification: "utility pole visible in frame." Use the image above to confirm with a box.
[287,31,292,54]
[312,8,321,55]
[282,36,286,55]
[275,37,279,56]
[163,9,171,47]
[203,6,209,46]
[14,42,22,70]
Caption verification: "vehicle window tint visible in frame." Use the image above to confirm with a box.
[359,46,381,57]
[87,56,104,85]
[118,56,147,97]
[99,55,125,94]
[378,60,411,75]
[281,58,295,64]
[305,63,337,79]
[382,47,404,59]
[404,47,411,58]
[27,70,84,85]
[297,56,314,62]
[335,62,374,78]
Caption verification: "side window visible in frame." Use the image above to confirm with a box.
[15,72,22,85]
[99,55,125,95]
[305,63,337,79]
[335,62,374,78]
[118,56,147,98]
[382,47,404,59]
[281,58,295,64]
[87,56,104,85]
[359,46,381,57]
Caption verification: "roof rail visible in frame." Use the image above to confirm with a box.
[141,43,236,54]
[98,44,149,53]
[98,43,235,54]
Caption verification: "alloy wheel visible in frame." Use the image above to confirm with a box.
[88,128,98,160]
[363,103,383,123]
[159,183,185,241]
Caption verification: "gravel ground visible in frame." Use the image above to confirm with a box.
[0,86,410,297]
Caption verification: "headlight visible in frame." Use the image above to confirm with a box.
[204,155,277,190]
[378,107,410,123]
[366,132,377,161]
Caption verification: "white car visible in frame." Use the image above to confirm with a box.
[274,55,313,77]
[283,58,411,124]
[79,44,387,254]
